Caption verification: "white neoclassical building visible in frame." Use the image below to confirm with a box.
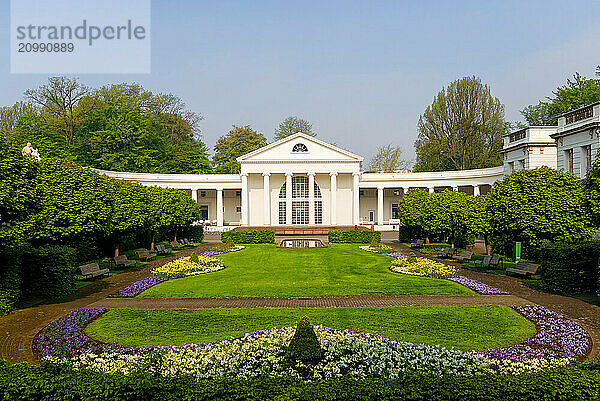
[95,102,600,230]
[97,133,502,230]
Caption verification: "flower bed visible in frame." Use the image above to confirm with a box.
[39,305,590,379]
[390,257,458,279]
[109,247,243,298]
[446,276,508,295]
[359,245,407,259]
[151,255,224,278]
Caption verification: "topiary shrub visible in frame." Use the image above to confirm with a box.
[189,252,200,264]
[369,236,379,248]
[286,316,323,363]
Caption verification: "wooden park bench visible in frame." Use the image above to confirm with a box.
[77,262,109,279]
[452,250,473,262]
[156,244,172,255]
[474,255,502,268]
[506,261,540,277]
[170,241,185,249]
[113,255,137,268]
[410,239,424,248]
[135,249,157,261]
[438,248,455,258]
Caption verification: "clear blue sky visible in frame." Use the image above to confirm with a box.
[2,0,600,163]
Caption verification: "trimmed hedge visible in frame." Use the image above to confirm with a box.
[1,361,600,400]
[20,244,77,298]
[328,229,381,244]
[539,241,600,294]
[221,229,274,244]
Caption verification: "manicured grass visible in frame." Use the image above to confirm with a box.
[86,305,535,351]
[139,244,474,298]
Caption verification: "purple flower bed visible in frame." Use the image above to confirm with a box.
[376,251,407,259]
[446,276,508,295]
[109,248,238,298]
[35,308,211,357]
[37,305,591,364]
[482,305,591,361]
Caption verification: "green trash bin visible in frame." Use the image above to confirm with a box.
[513,241,522,261]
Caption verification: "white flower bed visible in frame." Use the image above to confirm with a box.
[45,326,573,379]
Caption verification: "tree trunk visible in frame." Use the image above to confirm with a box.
[150,231,155,251]
[114,240,120,257]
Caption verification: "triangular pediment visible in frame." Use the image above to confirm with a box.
[237,132,363,162]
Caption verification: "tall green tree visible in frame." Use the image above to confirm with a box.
[274,116,315,140]
[521,73,600,126]
[213,125,267,173]
[13,79,211,174]
[369,145,412,172]
[487,167,593,258]
[414,76,506,172]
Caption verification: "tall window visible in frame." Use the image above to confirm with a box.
[565,149,574,173]
[315,201,323,224]
[278,202,286,224]
[278,175,323,224]
[581,145,592,177]
[292,201,309,224]
[391,204,399,220]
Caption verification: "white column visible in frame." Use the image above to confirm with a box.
[352,172,360,225]
[308,172,315,225]
[216,188,224,227]
[191,189,198,203]
[377,186,384,225]
[241,173,248,226]
[473,185,480,196]
[428,186,435,194]
[262,173,271,226]
[329,173,337,226]
[285,173,293,225]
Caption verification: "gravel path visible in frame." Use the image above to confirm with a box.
[90,294,528,309]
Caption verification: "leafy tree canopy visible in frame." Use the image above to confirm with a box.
[414,76,506,172]
[274,116,315,140]
[368,145,412,172]
[521,73,600,126]
[212,125,267,173]
[487,167,593,258]
[2,78,211,174]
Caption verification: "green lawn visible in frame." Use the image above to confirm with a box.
[86,306,535,351]
[139,244,474,298]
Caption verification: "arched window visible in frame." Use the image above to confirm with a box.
[278,176,322,224]
[292,143,308,152]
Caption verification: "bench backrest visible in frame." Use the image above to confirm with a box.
[136,249,149,257]
[516,262,540,273]
[490,256,501,265]
[171,241,180,247]
[459,251,473,258]
[417,240,424,245]
[113,255,129,263]
[481,255,492,265]
[78,262,100,274]
[156,244,165,251]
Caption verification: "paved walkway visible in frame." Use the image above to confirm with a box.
[90,294,529,309]
[1,241,600,364]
